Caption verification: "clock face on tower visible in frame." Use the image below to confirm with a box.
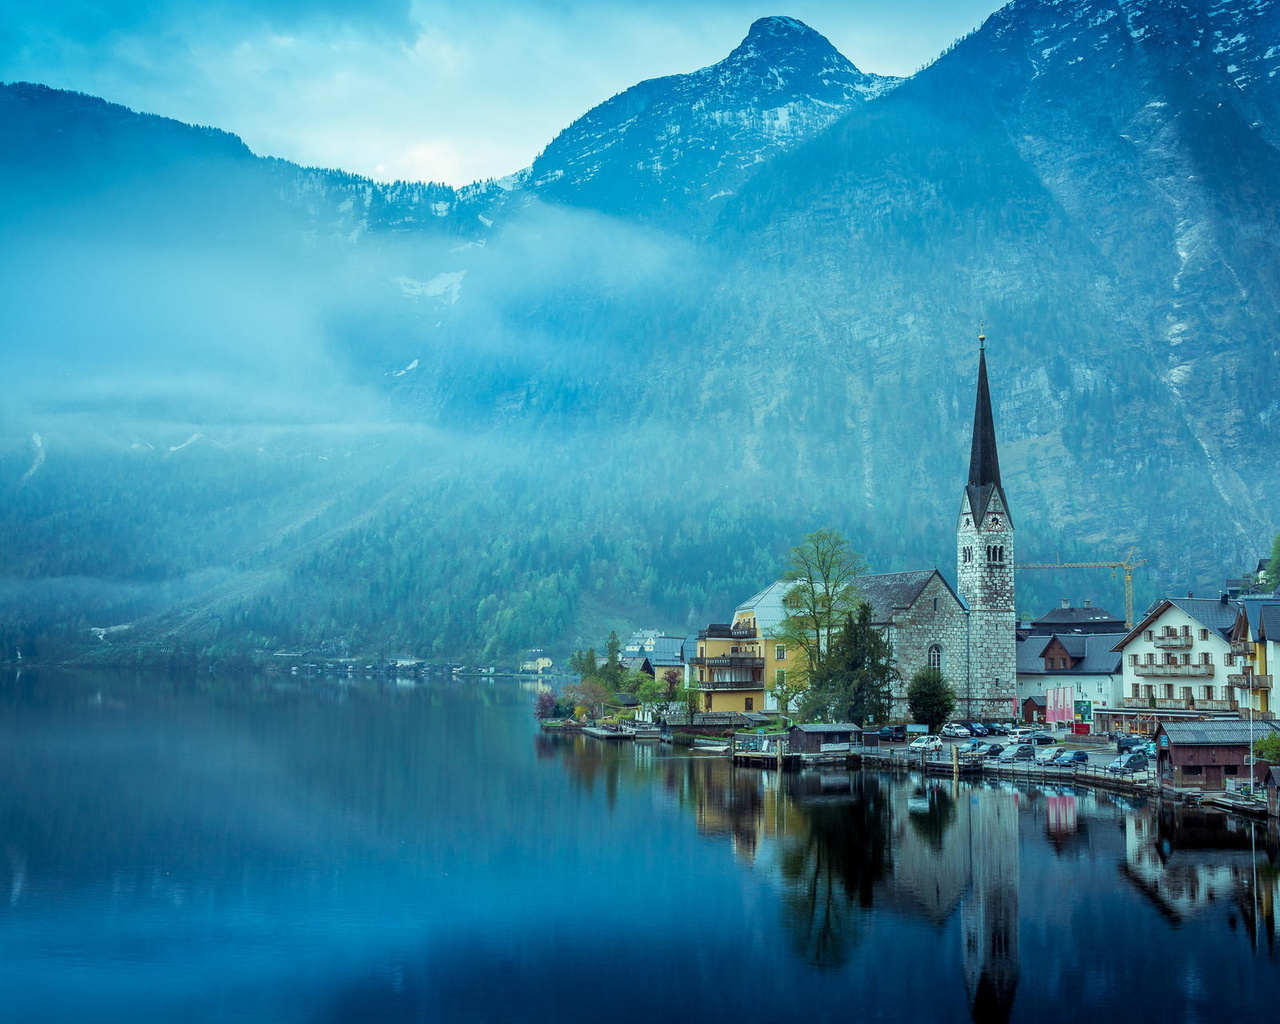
[988,516,1001,529]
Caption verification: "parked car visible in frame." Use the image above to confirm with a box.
[983,723,1010,736]
[909,735,943,753]
[957,739,987,755]
[1052,750,1090,769]
[981,743,1006,759]
[877,725,908,742]
[998,743,1036,762]
[941,723,972,738]
[1035,747,1066,765]
[1107,752,1149,774]
[1008,727,1034,741]
[1116,734,1147,753]
[1026,732,1057,746]
[965,722,989,736]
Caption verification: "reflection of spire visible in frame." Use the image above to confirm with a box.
[962,786,1020,1024]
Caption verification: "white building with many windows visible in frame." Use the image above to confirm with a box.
[1098,597,1245,734]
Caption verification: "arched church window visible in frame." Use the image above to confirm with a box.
[986,545,1005,563]
[963,546,973,564]
[928,644,942,669]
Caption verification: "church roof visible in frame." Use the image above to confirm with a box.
[965,346,1012,527]
[858,569,962,625]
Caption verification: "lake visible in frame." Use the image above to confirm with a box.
[2,670,1278,1023]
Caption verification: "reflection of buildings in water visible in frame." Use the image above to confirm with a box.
[1121,807,1278,946]
[879,781,1020,1020]
[961,786,1020,1024]
[1045,792,1077,837]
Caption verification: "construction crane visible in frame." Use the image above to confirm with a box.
[1016,549,1146,628]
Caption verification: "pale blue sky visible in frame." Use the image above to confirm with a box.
[0,0,1000,185]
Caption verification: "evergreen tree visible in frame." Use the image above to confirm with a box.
[907,667,956,733]
[796,605,896,724]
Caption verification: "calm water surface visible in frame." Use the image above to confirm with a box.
[2,671,1278,1023]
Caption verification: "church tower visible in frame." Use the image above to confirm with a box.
[956,337,1017,719]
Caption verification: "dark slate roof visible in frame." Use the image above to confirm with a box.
[1116,598,1241,650]
[1262,606,1280,642]
[1024,694,1046,706]
[792,723,862,733]
[1169,597,1239,632]
[1017,633,1126,675]
[965,347,1013,528]
[858,569,959,624]
[1159,720,1280,745]
[1027,604,1125,635]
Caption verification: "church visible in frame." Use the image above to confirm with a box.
[688,340,1018,722]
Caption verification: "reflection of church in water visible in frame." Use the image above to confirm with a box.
[885,782,1021,1024]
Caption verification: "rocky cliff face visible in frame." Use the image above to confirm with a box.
[523,16,898,219]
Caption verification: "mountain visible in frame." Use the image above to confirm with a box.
[524,15,899,219]
[2,2,1280,667]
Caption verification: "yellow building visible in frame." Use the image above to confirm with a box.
[690,580,804,714]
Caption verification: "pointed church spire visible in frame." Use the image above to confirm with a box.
[968,341,1001,491]
[965,338,1011,525]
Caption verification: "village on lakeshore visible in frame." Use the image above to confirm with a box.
[534,343,1280,819]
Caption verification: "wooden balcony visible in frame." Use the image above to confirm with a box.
[693,677,764,691]
[1153,635,1192,649]
[691,656,764,669]
[1133,664,1214,678]
[1231,640,1255,657]
[1121,697,1239,712]
[1228,673,1273,690]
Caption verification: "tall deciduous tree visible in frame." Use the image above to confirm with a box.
[797,605,896,725]
[771,529,866,690]
[907,667,956,733]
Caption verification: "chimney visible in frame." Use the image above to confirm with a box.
[1187,591,1194,598]
[1060,599,1070,609]
[1083,598,1092,608]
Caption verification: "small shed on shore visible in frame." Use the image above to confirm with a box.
[787,723,863,753]
[1155,719,1280,790]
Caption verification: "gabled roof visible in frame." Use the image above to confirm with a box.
[736,569,962,634]
[1158,719,1280,745]
[1018,632,1126,675]
[1113,597,1240,651]
[858,569,962,625]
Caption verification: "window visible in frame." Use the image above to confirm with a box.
[1224,653,1235,666]
[1179,653,1190,666]
[1144,685,1154,698]
[928,644,942,669]
[775,668,786,687]
[744,698,754,712]
[1184,765,1203,776]
[1164,684,1174,699]
[1181,624,1191,637]
[775,645,786,661]
[1181,687,1193,702]
[698,669,705,682]
[1200,653,1212,666]
[1129,654,1138,666]
[1132,684,1141,698]
[963,546,973,564]
[1204,686,1215,701]
[1199,628,1209,641]
[933,597,938,611]
[1145,653,1155,665]
[986,544,1005,563]
[1144,630,1154,641]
